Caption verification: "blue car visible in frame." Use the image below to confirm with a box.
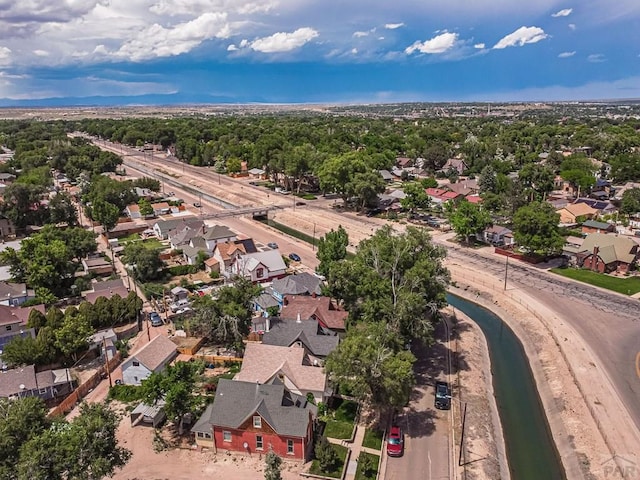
[288,253,301,262]
[149,312,163,327]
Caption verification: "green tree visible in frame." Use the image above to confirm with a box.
[122,243,163,282]
[314,437,339,473]
[401,182,431,213]
[325,323,415,419]
[0,183,47,229]
[512,201,564,255]
[316,226,349,277]
[91,199,121,234]
[478,165,497,194]
[448,200,492,244]
[351,170,385,211]
[0,397,50,478]
[264,450,283,480]
[48,192,78,226]
[137,198,153,217]
[141,361,205,434]
[17,402,130,480]
[27,309,47,330]
[54,312,94,363]
[327,225,448,343]
[620,187,640,215]
[0,335,42,367]
[420,177,438,189]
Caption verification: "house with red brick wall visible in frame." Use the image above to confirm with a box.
[577,233,638,274]
[191,379,316,460]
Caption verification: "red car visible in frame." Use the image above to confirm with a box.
[386,426,404,457]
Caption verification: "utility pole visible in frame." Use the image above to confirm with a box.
[458,401,467,466]
[312,223,316,251]
[503,253,509,291]
[102,337,113,388]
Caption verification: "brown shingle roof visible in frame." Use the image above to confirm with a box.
[131,335,178,371]
[280,296,347,331]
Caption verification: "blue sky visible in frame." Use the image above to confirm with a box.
[0,0,639,105]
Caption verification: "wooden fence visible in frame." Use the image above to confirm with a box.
[192,354,243,366]
[49,352,122,418]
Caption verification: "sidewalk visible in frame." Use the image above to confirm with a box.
[327,424,386,480]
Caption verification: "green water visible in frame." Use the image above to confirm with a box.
[447,294,566,480]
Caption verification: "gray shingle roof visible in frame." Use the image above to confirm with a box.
[263,319,338,358]
[203,225,236,241]
[198,379,316,437]
[271,273,322,296]
[129,335,177,372]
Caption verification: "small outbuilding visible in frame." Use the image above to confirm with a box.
[130,401,166,428]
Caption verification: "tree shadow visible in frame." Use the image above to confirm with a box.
[393,407,438,438]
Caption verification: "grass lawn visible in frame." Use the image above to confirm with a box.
[309,443,348,479]
[355,452,380,480]
[333,399,358,423]
[140,238,166,251]
[362,428,384,450]
[324,419,354,440]
[550,267,640,295]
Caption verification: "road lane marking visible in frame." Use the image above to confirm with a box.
[636,352,640,379]
[428,450,432,480]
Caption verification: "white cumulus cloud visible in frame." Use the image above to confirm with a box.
[552,8,573,17]
[474,43,485,49]
[588,53,606,62]
[405,32,458,54]
[558,51,575,58]
[385,23,405,30]
[114,12,230,61]
[493,26,548,49]
[250,27,318,53]
[0,46,12,59]
[568,23,576,30]
[33,49,50,57]
[353,31,370,38]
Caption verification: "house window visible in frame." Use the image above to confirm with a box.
[5,325,11,331]
[256,267,264,278]
[223,431,232,442]
[197,432,212,439]
[39,388,47,395]
[287,439,294,454]
[253,416,262,428]
[132,361,139,367]
[256,435,263,450]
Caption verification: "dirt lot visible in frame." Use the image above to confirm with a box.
[112,409,307,480]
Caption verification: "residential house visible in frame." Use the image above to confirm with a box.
[280,295,348,333]
[0,173,16,184]
[134,187,155,200]
[230,250,287,283]
[0,215,15,239]
[0,304,40,351]
[235,343,329,404]
[247,168,266,179]
[0,365,74,400]
[577,233,639,273]
[121,335,178,385]
[89,328,118,359]
[191,379,316,460]
[262,317,339,364]
[125,204,141,219]
[153,217,198,240]
[151,202,172,216]
[582,220,615,235]
[446,179,479,196]
[181,225,238,265]
[465,194,482,205]
[171,286,189,302]
[573,198,617,214]
[562,236,586,266]
[553,175,578,196]
[84,285,131,304]
[556,202,598,224]
[0,282,33,306]
[82,256,113,276]
[379,170,394,182]
[481,226,514,247]
[168,221,205,249]
[208,239,257,276]
[396,157,413,168]
[269,273,322,306]
[440,159,468,175]
[425,188,462,205]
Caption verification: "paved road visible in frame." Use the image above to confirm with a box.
[441,241,640,434]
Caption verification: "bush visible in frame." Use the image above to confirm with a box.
[315,437,338,472]
[168,265,197,276]
[107,384,143,403]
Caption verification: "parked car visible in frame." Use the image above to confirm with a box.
[267,242,279,249]
[149,311,163,327]
[435,381,451,410]
[288,253,301,262]
[193,202,202,208]
[386,426,404,457]
[170,298,191,312]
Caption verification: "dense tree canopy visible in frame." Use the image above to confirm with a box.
[316,226,349,277]
[512,201,564,255]
[448,200,492,244]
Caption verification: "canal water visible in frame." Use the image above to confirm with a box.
[447,294,566,480]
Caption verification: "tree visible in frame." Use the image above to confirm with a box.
[478,165,497,194]
[0,183,47,229]
[512,201,564,255]
[137,198,153,217]
[27,309,47,330]
[327,226,448,344]
[314,437,339,473]
[264,450,283,480]
[140,361,205,434]
[351,171,385,211]
[317,152,367,206]
[48,191,78,226]
[0,335,42,367]
[122,243,163,282]
[448,200,492,244]
[518,163,554,201]
[325,324,415,419]
[91,199,120,234]
[420,177,438,189]
[316,226,349,276]
[621,187,640,215]
[17,402,130,480]
[401,182,431,213]
[0,397,50,478]
[54,312,94,363]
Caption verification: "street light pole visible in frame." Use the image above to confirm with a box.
[503,253,509,291]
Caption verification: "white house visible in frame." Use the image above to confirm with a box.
[230,250,287,283]
[482,226,514,247]
[121,335,178,386]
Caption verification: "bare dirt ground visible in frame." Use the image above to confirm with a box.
[443,307,509,480]
[112,406,308,480]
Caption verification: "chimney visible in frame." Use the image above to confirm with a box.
[296,313,301,324]
[283,296,288,306]
[311,292,317,298]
